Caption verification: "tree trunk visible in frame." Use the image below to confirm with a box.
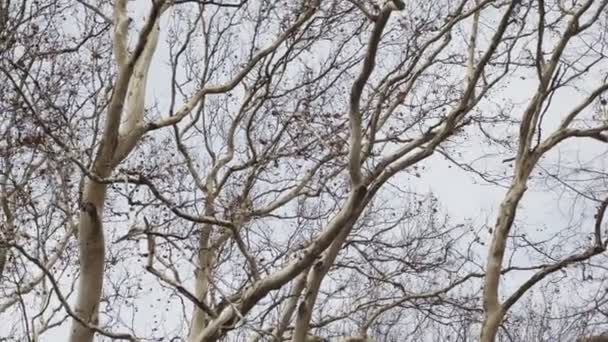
[68,181,107,341]
[188,229,214,341]
[67,3,163,340]
[188,200,215,341]
[479,310,504,342]
[292,219,357,342]
[0,245,6,280]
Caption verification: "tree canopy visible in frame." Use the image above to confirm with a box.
[2,0,608,341]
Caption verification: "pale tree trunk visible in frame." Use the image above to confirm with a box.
[69,182,108,342]
[479,2,597,340]
[250,268,309,342]
[188,199,215,341]
[252,269,310,342]
[273,269,308,341]
[192,185,368,341]
[188,232,213,341]
[68,1,164,341]
[292,225,353,342]
[479,182,527,342]
[292,3,401,340]
[479,307,507,342]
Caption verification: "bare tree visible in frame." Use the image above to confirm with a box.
[2,0,608,341]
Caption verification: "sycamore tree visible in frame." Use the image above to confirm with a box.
[2,0,608,341]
